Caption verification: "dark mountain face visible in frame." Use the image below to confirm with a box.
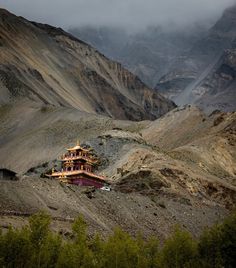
[192,45,236,112]
[69,4,236,112]
[69,24,208,88]
[189,5,236,61]
[156,4,236,111]
[0,9,175,121]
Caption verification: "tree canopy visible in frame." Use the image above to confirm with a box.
[0,211,235,268]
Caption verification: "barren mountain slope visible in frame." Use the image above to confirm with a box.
[0,9,175,121]
[0,103,235,239]
[142,106,236,185]
[70,23,209,88]
[156,4,236,111]
[192,46,236,112]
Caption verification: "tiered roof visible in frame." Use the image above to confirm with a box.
[66,142,91,152]
[49,141,106,185]
[50,170,106,181]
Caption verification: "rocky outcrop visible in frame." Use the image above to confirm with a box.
[115,169,170,194]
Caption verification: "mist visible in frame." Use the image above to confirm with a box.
[0,0,235,32]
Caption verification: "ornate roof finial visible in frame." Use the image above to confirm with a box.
[77,139,80,146]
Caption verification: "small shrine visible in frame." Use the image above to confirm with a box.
[48,141,107,188]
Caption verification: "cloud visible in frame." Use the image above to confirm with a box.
[0,0,235,31]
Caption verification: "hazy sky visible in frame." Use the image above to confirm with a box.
[0,0,235,31]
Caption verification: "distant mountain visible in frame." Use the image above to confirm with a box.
[156,4,236,111]
[191,42,236,112]
[69,26,128,60]
[69,5,236,112]
[69,24,208,88]
[0,9,175,121]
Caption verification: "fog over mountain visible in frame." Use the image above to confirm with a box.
[0,0,235,31]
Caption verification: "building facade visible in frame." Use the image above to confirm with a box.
[49,143,107,188]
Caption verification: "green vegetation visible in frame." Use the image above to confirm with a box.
[0,211,235,268]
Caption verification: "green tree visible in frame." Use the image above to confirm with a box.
[89,233,104,268]
[144,236,159,268]
[102,227,140,268]
[56,215,94,268]
[56,242,81,268]
[72,215,87,245]
[28,211,64,268]
[0,228,4,267]
[38,233,62,268]
[0,211,235,268]
[198,212,236,268]
[158,226,198,268]
[219,213,236,267]
[0,226,32,268]
[29,211,51,248]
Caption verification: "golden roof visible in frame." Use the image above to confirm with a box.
[67,145,91,152]
[50,170,106,181]
[61,156,97,164]
[67,140,91,152]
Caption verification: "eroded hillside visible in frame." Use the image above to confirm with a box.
[0,103,235,239]
[0,9,175,121]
